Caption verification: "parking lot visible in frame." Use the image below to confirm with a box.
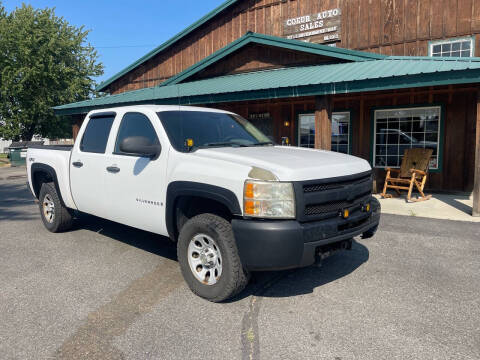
[0,166,479,360]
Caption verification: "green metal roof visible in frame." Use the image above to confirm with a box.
[161,32,385,86]
[96,0,239,92]
[55,57,480,115]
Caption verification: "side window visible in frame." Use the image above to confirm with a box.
[80,115,115,153]
[115,112,160,154]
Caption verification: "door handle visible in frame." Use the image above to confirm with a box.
[106,166,120,173]
[72,161,83,168]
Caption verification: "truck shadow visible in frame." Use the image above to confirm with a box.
[73,214,369,300]
[72,214,178,262]
[233,240,369,300]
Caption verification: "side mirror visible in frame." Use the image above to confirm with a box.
[119,136,161,159]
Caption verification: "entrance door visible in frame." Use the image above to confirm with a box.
[70,113,115,218]
[298,112,351,153]
[104,111,168,235]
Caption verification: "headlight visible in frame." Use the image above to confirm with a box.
[243,180,295,219]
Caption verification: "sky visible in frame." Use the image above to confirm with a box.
[3,0,226,84]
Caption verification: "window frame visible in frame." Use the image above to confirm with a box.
[428,36,475,57]
[370,104,444,173]
[79,112,116,154]
[113,111,161,157]
[296,110,353,154]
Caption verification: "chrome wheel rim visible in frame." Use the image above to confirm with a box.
[187,234,222,285]
[42,194,55,223]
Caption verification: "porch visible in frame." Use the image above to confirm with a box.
[375,193,480,222]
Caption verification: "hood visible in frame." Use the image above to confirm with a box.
[193,146,371,181]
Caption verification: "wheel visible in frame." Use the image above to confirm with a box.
[362,225,378,239]
[177,213,249,302]
[38,182,73,233]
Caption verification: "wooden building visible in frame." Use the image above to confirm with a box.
[54,0,480,215]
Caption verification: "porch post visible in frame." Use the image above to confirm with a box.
[314,95,332,150]
[473,90,480,216]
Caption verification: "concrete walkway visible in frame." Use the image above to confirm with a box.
[375,192,480,222]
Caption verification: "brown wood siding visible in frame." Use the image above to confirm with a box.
[188,43,341,81]
[106,0,480,94]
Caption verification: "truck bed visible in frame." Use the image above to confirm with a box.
[27,145,76,209]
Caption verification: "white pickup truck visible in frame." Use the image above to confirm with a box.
[27,105,380,301]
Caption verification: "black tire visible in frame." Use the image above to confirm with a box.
[177,213,249,302]
[38,182,73,233]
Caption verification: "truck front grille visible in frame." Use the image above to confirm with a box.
[293,170,373,222]
[304,191,371,216]
[303,172,372,193]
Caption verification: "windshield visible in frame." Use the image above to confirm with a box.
[157,111,272,152]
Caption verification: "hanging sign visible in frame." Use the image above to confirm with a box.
[283,8,342,43]
[248,112,271,120]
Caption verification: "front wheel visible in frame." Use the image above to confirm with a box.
[177,213,249,302]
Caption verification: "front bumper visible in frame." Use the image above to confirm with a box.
[232,197,380,271]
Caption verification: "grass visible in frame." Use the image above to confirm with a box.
[0,153,10,167]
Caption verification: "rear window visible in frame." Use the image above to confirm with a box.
[80,115,115,153]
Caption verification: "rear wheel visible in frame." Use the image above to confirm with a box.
[38,182,73,233]
[177,213,249,302]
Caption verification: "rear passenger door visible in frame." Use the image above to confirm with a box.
[103,111,168,235]
[70,112,115,218]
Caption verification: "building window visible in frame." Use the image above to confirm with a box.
[429,37,474,57]
[373,107,441,170]
[298,112,351,154]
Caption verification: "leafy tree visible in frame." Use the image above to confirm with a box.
[0,3,103,141]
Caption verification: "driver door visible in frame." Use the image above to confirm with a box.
[104,111,168,235]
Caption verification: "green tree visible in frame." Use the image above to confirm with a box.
[0,2,103,141]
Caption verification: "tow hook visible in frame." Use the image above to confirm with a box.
[314,239,353,267]
[345,239,353,250]
[314,252,330,267]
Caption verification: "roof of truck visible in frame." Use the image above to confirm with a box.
[87,104,233,115]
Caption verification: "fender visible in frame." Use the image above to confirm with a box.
[31,163,67,207]
[165,181,242,240]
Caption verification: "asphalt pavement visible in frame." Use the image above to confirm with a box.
[0,166,479,360]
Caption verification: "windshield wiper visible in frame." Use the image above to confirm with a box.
[195,141,249,150]
[252,141,274,146]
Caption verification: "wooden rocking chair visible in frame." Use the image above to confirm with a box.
[381,148,433,202]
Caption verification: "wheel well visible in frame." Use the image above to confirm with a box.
[32,170,53,198]
[174,196,232,240]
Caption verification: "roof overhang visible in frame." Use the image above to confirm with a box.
[54,57,480,116]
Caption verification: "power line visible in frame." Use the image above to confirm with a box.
[95,44,156,49]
